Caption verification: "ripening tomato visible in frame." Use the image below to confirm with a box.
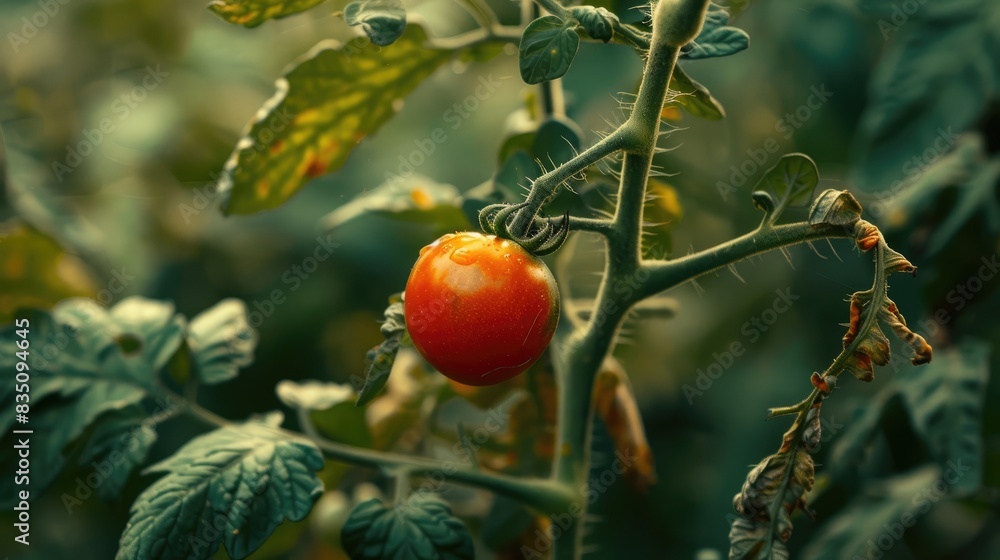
[403,232,560,386]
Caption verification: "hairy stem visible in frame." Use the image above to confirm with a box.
[510,128,633,234]
[636,222,854,300]
[547,3,699,558]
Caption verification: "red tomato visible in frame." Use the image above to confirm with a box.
[403,232,560,386]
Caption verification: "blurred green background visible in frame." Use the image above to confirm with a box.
[1,0,998,558]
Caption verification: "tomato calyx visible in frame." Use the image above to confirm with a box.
[478,202,570,256]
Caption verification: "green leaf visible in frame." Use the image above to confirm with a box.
[681,4,749,60]
[897,339,989,496]
[518,16,581,85]
[852,0,1000,191]
[829,340,988,496]
[78,406,158,501]
[218,25,452,215]
[666,66,726,120]
[481,495,535,549]
[683,27,749,60]
[0,219,98,324]
[570,6,618,43]
[0,374,148,508]
[109,298,188,381]
[925,155,1000,257]
[802,466,942,560]
[0,298,185,506]
[0,297,183,429]
[344,0,407,47]
[751,153,820,221]
[341,496,474,560]
[208,0,330,27]
[356,300,407,406]
[116,417,324,560]
[187,298,258,384]
[277,380,355,410]
[321,174,469,233]
[826,390,901,481]
[807,189,862,227]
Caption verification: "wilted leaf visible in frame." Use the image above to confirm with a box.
[519,16,581,85]
[730,448,815,560]
[881,300,932,365]
[808,189,862,227]
[593,358,657,491]
[218,25,452,214]
[116,417,324,560]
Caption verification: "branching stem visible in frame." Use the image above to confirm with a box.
[175,389,574,514]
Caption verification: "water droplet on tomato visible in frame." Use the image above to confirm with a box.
[503,253,511,260]
[419,246,431,256]
[450,247,478,265]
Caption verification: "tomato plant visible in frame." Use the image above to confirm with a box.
[2,0,998,559]
[404,232,560,386]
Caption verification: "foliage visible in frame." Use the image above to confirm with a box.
[1,0,994,558]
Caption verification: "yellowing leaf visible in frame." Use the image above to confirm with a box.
[643,179,683,257]
[593,358,657,491]
[0,219,97,323]
[660,105,683,121]
[665,66,726,120]
[218,25,453,214]
[209,0,331,28]
[646,180,683,222]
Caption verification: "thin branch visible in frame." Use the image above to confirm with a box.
[510,128,633,234]
[637,222,854,301]
[426,25,522,50]
[310,436,574,513]
[173,389,573,513]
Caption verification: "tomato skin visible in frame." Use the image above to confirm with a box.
[404,232,560,386]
